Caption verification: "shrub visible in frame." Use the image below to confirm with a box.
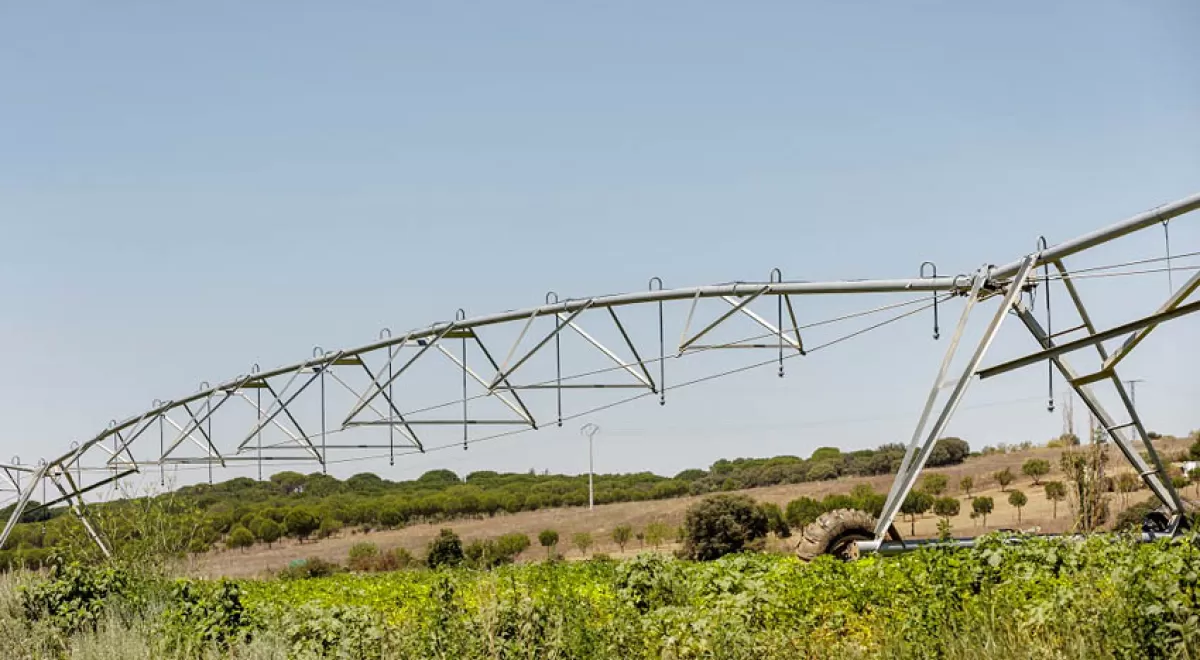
[377,547,416,571]
[277,603,388,657]
[159,579,253,652]
[426,529,464,569]
[928,437,970,466]
[1113,499,1158,532]
[20,563,141,634]
[682,494,768,561]
[785,496,824,529]
[615,552,685,613]
[464,539,498,568]
[278,557,342,580]
[758,502,791,538]
[348,542,381,571]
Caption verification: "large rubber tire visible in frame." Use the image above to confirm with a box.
[796,508,877,561]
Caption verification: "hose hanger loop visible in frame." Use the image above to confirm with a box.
[919,261,939,340]
[1035,236,1054,413]
[770,268,785,377]
[545,292,563,426]
[1163,219,1174,291]
[648,277,666,404]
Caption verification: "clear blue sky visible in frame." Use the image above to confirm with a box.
[2,2,1199,487]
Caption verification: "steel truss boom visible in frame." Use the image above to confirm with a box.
[4,191,1199,557]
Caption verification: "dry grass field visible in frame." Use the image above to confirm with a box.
[192,437,1195,578]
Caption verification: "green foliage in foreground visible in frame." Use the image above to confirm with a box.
[1,533,1198,659]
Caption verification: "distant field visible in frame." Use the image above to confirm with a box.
[192,438,1192,578]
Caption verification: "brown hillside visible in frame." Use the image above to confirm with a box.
[191,437,1195,578]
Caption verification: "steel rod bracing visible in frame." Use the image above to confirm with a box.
[4,191,1199,556]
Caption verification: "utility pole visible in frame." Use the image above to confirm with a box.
[1125,378,1145,409]
[580,423,599,511]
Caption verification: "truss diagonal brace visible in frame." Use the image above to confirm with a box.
[0,462,48,552]
[434,343,537,424]
[875,258,1036,539]
[162,392,234,461]
[342,326,453,426]
[1010,301,1182,513]
[978,295,1200,380]
[1101,268,1200,372]
[679,286,768,352]
[556,310,655,390]
[236,353,344,454]
[51,471,112,558]
[489,302,593,390]
[719,295,803,351]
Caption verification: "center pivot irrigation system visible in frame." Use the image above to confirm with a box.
[3,193,1200,559]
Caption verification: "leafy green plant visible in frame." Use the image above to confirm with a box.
[20,562,142,634]
[158,579,253,653]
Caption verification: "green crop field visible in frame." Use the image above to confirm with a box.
[3,532,1198,659]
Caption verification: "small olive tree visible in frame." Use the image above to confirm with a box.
[1022,459,1051,485]
[1008,490,1028,523]
[538,529,559,558]
[1043,480,1067,519]
[611,525,633,552]
[921,474,948,497]
[994,468,1015,492]
[572,532,594,557]
[899,491,933,536]
[971,496,994,527]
